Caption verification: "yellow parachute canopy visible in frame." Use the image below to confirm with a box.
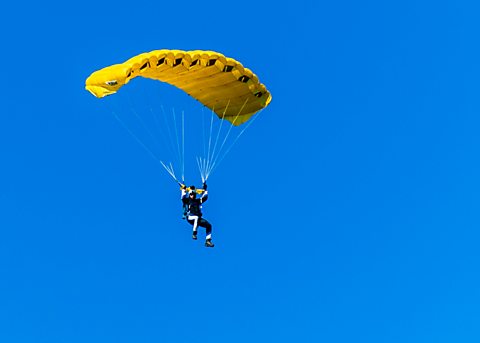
[85,49,272,126]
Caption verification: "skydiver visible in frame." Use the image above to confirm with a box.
[180,182,214,248]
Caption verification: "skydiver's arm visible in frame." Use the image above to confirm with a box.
[181,185,187,200]
[181,192,189,206]
[200,182,208,203]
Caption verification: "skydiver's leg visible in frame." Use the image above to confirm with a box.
[198,218,212,240]
[187,215,199,239]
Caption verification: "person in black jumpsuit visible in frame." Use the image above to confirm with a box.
[181,183,214,247]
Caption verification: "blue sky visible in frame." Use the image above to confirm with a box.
[1,0,480,342]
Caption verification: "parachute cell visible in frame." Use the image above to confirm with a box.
[85,49,272,125]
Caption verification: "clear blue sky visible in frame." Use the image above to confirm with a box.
[1,1,479,342]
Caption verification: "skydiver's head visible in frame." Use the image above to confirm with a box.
[189,192,197,199]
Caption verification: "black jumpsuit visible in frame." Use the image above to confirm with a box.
[181,191,212,239]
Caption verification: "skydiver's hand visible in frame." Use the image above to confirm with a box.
[179,183,186,189]
[203,182,207,190]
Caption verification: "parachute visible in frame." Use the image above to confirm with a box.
[85,49,271,126]
[85,49,272,182]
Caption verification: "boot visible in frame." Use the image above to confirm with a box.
[192,231,197,240]
[205,239,215,248]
